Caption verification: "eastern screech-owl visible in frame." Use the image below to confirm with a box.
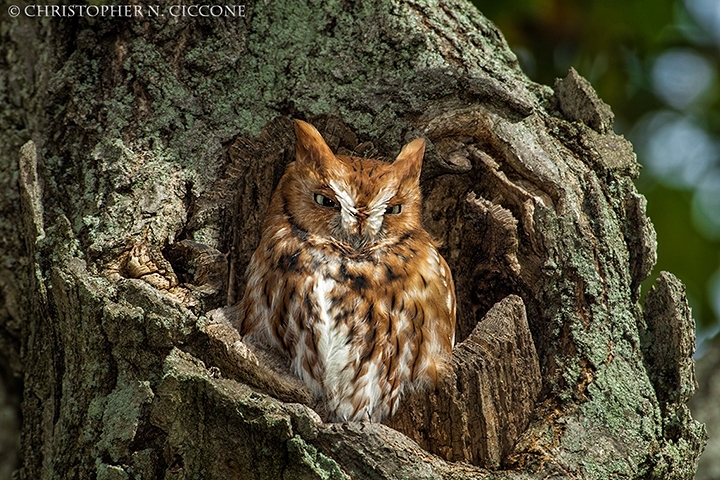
[237,120,456,422]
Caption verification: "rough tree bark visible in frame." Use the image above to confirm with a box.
[0,0,707,478]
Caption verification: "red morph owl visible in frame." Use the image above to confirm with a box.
[237,120,456,422]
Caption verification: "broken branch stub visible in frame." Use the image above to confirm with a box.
[384,295,541,469]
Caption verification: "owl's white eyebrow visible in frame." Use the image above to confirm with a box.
[368,187,395,213]
[329,180,357,210]
[366,187,396,235]
[329,179,358,225]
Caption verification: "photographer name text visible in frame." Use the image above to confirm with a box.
[8,4,246,18]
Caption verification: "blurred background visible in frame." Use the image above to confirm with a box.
[469,0,720,476]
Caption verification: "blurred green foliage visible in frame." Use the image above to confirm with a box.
[472,0,720,336]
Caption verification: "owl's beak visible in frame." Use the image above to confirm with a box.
[342,213,377,250]
[348,235,366,250]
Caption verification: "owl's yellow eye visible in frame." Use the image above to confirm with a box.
[314,193,338,208]
[385,205,402,215]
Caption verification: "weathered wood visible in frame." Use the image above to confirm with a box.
[639,272,707,479]
[194,306,313,405]
[385,295,541,468]
[150,348,346,480]
[642,272,697,405]
[553,67,614,134]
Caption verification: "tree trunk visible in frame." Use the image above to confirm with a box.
[0,0,706,478]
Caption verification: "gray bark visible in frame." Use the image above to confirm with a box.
[0,0,706,478]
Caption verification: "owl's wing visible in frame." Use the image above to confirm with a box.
[439,253,457,347]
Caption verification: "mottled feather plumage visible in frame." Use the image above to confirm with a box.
[236,120,456,422]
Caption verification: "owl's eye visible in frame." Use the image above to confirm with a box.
[385,205,402,215]
[314,193,338,208]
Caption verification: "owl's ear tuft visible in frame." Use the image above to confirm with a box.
[393,138,425,183]
[294,120,337,170]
